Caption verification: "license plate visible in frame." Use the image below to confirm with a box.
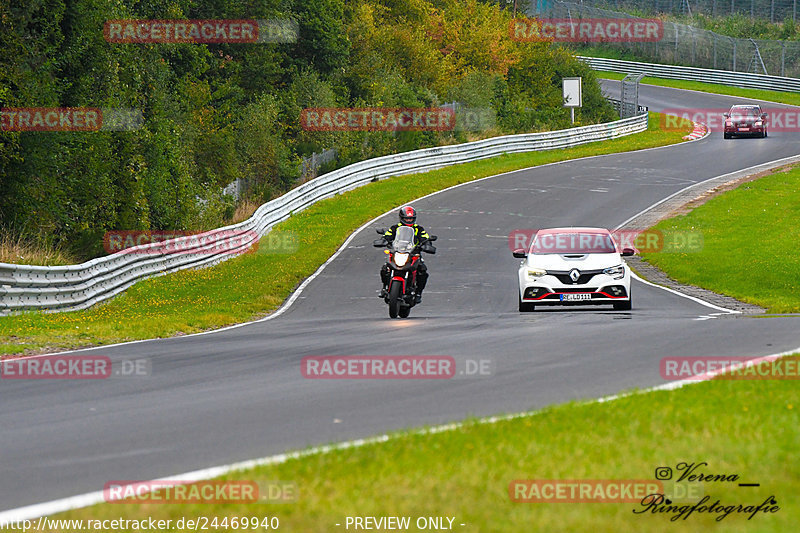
[738,127,749,131]
[560,293,591,301]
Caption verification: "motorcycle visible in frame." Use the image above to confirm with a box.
[373,225,437,319]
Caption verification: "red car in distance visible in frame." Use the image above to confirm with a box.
[724,104,767,139]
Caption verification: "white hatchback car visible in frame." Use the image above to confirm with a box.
[513,227,634,312]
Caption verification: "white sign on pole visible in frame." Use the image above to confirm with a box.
[562,77,582,108]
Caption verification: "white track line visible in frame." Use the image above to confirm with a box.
[615,152,800,314]
[2,343,797,524]
[3,120,798,520]
[1,128,715,362]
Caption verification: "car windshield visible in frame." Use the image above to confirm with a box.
[531,232,616,254]
[393,225,416,253]
[730,106,760,118]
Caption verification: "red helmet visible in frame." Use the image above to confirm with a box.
[398,205,417,226]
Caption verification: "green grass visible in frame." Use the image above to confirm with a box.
[641,164,800,313]
[0,113,687,356]
[53,355,800,532]
[598,71,800,107]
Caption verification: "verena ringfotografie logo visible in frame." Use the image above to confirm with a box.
[508,229,702,254]
[103,480,297,504]
[301,356,495,379]
[103,230,259,255]
[0,108,143,132]
[661,108,800,132]
[661,357,800,380]
[300,108,456,132]
[1,356,151,379]
[510,18,663,42]
[104,19,298,44]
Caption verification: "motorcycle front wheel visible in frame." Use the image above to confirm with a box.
[388,283,401,318]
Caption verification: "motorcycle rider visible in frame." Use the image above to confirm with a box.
[379,205,431,303]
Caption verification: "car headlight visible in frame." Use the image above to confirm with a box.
[527,268,546,278]
[394,252,409,267]
[603,265,625,279]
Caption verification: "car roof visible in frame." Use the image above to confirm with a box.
[536,227,611,235]
[730,104,761,109]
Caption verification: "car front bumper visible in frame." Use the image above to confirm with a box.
[518,272,631,305]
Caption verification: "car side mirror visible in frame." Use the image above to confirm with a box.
[723,113,730,118]
[761,113,768,119]
[621,248,635,257]
[512,248,527,258]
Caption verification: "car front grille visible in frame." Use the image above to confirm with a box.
[547,269,604,285]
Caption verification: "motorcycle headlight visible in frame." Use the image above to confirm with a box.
[527,268,547,278]
[603,265,625,279]
[394,252,409,267]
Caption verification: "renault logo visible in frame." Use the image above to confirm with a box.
[569,269,580,283]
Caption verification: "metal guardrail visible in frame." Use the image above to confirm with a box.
[550,1,800,77]
[0,112,648,316]
[580,56,800,92]
[607,98,648,116]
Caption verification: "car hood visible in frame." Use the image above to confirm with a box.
[526,253,622,271]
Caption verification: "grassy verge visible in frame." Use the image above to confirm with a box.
[597,71,800,107]
[54,355,800,532]
[0,232,78,266]
[641,163,800,313]
[0,114,687,356]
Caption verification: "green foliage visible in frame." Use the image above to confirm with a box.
[688,12,800,41]
[0,0,617,262]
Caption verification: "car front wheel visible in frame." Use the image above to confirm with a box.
[519,297,536,312]
[613,298,632,311]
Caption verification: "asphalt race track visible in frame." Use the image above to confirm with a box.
[2,82,800,512]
